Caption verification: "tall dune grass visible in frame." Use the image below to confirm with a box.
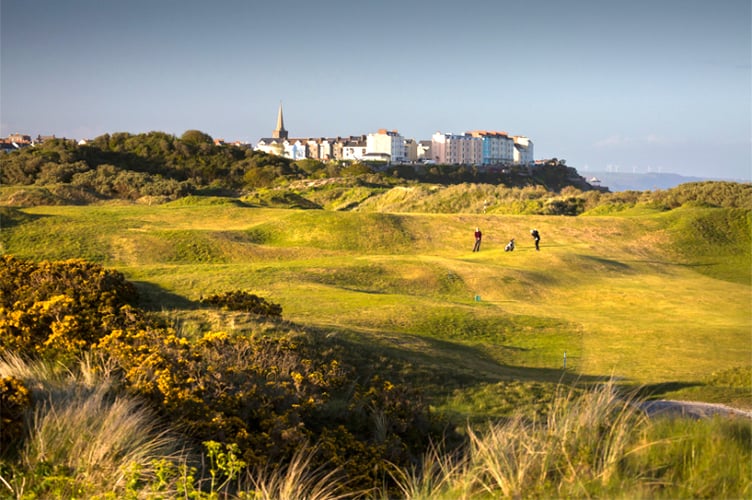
[390,381,752,499]
[242,443,355,500]
[0,353,185,498]
[2,353,750,498]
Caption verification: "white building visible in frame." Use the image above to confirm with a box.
[255,137,285,156]
[342,139,367,161]
[366,129,407,163]
[513,136,534,165]
[417,140,431,161]
[284,139,307,160]
[255,138,307,160]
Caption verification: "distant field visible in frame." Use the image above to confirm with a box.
[2,199,750,411]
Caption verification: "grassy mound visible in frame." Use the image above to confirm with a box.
[1,194,750,497]
[2,201,748,408]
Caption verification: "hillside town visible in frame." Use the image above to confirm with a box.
[2,103,536,169]
[254,103,535,167]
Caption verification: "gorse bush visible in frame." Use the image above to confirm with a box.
[96,328,339,466]
[0,375,32,455]
[201,290,283,316]
[0,256,139,361]
[0,256,451,495]
[95,325,449,492]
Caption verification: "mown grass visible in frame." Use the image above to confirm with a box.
[1,200,750,419]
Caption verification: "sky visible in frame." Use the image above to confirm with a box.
[1,0,750,180]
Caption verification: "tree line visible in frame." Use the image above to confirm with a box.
[0,130,593,202]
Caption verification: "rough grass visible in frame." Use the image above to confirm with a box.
[1,201,750,418]
[4,353,748,498]
[0,353,185,498]
[663,207,752,285]
[391,381,752,499]
[0,353,359,499]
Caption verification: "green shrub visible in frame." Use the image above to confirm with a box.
[201,290,283,316]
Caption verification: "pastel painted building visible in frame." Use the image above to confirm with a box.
[333,136,367,160]
[305,138,336,160]
[255,102,535,167]
[404,138,418,162]
[431,132,482,165]
[467,130,515,165]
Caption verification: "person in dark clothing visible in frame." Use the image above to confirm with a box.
[505,238,515,252]
[530,229,540,251]
[473,227,482,252]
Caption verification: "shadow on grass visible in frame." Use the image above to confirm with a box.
[0,206,49,227]
[627,259,720,269]
[632,381,704,400]
[340,287,386,295]
[132,281,198,311]
[579,254,633,271]
[313,324,613,399]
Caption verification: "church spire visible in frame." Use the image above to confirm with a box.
[272,101,288,140]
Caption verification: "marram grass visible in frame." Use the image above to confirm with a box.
[390,381,752,499]
[1,354,749,499]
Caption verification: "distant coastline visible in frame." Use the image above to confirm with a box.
[584,171,749,192]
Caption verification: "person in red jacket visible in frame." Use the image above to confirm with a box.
[473,227,482,252]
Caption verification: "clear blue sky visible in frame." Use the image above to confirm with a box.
[2,0,750,180]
